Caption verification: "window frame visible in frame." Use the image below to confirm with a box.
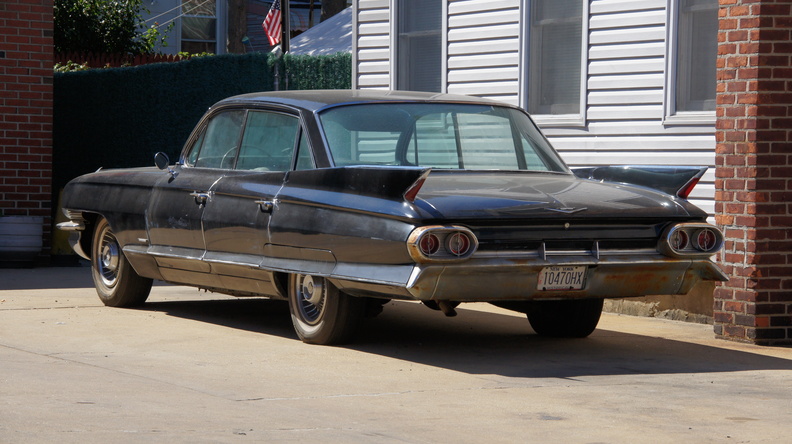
[183,106,309,171]
[316,102,569,172]
[521,0,589,128]
[235,110,303,172]
[391,0,448,93]
[664,0,717,126]
[180,0,226,55]
[294,129,316,171]
[190,109,247,169]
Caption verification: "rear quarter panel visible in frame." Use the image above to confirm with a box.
[62,168,164,249]
[271,167,431,265]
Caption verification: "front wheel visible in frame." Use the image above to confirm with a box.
[91,217,152,307]
[288,273,365,345]
[526,298,604,338]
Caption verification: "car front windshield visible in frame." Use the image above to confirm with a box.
[317,103,569,172]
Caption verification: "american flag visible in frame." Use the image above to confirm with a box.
[262,0,282,46]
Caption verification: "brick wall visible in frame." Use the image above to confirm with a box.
[0,0,53,249]
[714,0,792,345]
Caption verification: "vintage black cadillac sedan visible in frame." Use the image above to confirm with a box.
[58,90,727,344]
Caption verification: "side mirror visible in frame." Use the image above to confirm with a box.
[154,152,178,177]
[154,152,170,170]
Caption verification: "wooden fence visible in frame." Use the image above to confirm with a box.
[54,52,188,68]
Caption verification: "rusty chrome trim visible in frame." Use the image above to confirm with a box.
[56,221,84,231]
[658,222,724,258]
[474,246,656,260]
[56,209,85,231]
[407,225,479,263]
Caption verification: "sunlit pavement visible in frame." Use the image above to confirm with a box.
[1,265,790,443]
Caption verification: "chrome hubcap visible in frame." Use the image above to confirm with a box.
[101,243,119,273]
[98,230,120,286]
[301,275,324,305]
[297,275,325,324]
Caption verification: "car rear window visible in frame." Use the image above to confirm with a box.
[318,103,568,172]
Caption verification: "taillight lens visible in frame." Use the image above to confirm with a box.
[695,228,718,252]
[670,229,689,251]
[419,233,440,256]
[446,232,471,257]
[659,223,723,258]
[408,226,478,262]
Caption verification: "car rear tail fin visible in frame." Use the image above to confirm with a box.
[285,166,431,202]
[403,169,431,202]
[572,165,707,199]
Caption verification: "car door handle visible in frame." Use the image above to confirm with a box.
[190,192,210,206]
[254,199,274,213]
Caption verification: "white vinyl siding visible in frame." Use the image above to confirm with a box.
[352,0,716,215]
[547,0,715,215]
[354,0,392,89]
[447,0,521,105]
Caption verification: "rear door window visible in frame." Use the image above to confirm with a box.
[236,111,300,171]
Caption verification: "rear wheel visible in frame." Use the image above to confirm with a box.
[526,298,604,338]
[288,274,365,345]
[91,217,152,307]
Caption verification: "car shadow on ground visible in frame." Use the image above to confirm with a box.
[141,297,792,379]
[142,297,294,336]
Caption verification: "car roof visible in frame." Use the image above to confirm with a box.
[216,89,513,113]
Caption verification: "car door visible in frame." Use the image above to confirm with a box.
[146,109,246,276]
[200,109,302,294]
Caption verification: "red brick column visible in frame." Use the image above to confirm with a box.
[714,0,792,345]
[0,0,54,249]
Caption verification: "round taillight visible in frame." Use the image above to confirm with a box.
[446,232,471,257]
[419,233,440,256]
[670,229,689,251]
[695,229,717,252]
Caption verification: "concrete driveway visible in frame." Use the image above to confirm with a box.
[1,265,790,443]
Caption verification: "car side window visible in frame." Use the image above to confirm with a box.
[236,111,299,171]
[194,110,246,169]
[185,128,205,166]
[294,130,314,170]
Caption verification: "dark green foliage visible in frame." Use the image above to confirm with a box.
[283,53,353,90]
[54,0,167,54]
[53,53,352,197]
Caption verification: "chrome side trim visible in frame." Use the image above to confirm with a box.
[125,244,415,288]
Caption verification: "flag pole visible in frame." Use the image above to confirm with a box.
[281,0,290,53]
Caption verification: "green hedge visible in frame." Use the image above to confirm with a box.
[53,52,352,195]
[283,52,352,90]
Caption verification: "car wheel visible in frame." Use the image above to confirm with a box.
[288,273,365,345]
[526,298,604,338]
[91,217,152,307]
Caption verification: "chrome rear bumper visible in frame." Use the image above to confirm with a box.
[334,254,727,302]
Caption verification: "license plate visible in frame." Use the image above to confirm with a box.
[537,266,587,291]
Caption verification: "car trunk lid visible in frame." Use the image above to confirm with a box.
[413,171,702,220]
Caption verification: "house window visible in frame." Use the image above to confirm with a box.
[673,0,717,114]
[527,0,584,117]
[182,0,217,54]
[397,0,442,92]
